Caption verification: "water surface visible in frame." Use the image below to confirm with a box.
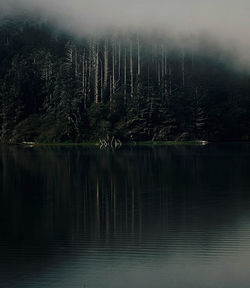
[1,144,250,288]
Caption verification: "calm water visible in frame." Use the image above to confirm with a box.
[1,144,250,288]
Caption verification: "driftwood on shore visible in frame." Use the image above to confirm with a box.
[99,135,122,149]
[22,141,36,147]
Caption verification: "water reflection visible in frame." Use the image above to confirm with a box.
[1,144,250,288]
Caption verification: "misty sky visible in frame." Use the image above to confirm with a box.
[1,0,250,60]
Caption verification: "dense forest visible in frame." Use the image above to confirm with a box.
[1,17,250,143]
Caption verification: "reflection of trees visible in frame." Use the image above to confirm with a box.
[1,144,250,283]
[1,144,250,247]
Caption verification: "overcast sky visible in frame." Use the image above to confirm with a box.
[1,0,250,61]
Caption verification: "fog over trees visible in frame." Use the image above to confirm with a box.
[0,2,250,143]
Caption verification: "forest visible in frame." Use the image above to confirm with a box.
[1,17,250,144]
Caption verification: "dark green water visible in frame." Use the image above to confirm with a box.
[1,144,250,288]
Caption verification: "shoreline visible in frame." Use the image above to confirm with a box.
[3,140,209,147]
[2,140,250,148]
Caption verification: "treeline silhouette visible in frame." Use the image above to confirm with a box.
[1,18,250,143]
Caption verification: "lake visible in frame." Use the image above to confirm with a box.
[1,144,250,288]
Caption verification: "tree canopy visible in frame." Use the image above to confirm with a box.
[1,18,250,143]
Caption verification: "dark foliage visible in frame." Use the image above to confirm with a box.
[1,18,250,143]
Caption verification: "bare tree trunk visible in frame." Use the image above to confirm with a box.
[104,40,108,91]
[95,43,99,103]
[110,75,113,107]
[112,41,115,95]
[118,41,121,80]
[100,59,103,103]
[164,48,168,101]
[161,45,164,79]
[82,50,87,109]
[75,47,78,77]
[158,61,161,86]
[130,40,133,98]
[124,47,127,97]
[169,63,172,97]
[164,49,167,75]
[147,64,150,102]
[137,37,141,76]
[88,40,93,103]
